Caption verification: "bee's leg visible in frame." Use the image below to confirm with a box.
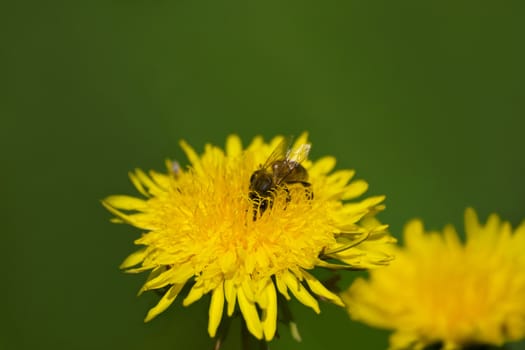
[286,181,314,201]
[301,181,314,200]
[249,191,261,220]
[249,191,273,220]
[283,186,291,203]
[270,186,291,211]
[260,197,271,212]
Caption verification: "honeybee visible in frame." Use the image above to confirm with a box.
[249,138,313,218]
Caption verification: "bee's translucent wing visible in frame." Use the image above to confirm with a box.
[286,143,311,165]
[276,140,311,184]
[260,136,293,169]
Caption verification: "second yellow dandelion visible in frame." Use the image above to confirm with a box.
[342,208,525,350]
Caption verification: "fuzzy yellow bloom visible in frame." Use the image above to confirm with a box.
[342,208,525,350]
[103,133,395,341]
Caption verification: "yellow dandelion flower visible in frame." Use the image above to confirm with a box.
[342,208,525,350]
[103,133,395,341]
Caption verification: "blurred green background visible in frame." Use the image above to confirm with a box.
[2,1,524,349]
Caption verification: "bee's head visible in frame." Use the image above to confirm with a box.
[249,170,273,194]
